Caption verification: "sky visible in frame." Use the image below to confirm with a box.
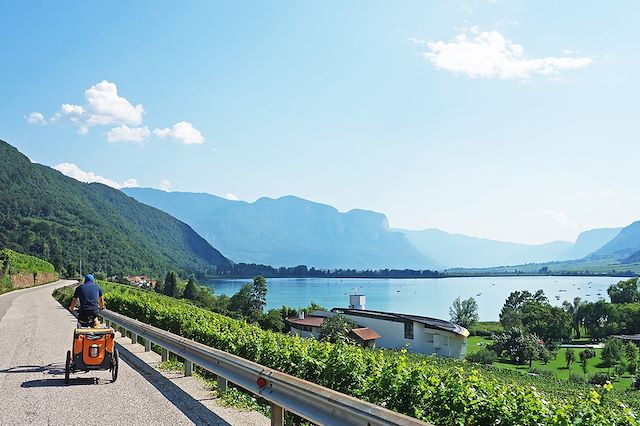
[1,1,639,245]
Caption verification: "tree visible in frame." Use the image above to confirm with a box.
[601,337,625,368]
[228,276,268,318]
[500,290,548,329]
[491,328,544,366]
[183,276,198,300]
[320,314,358,343]
[565,348,576,369]
[163,271,178,297]
[65,262,77,278]
[563,297,584,339]
[258,309,285,332]
[579,349,595,374]
[154,279,165,294]
[608,278,640,304]
[449,296,479,328]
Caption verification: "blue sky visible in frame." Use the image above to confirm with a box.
[2,1,639,244]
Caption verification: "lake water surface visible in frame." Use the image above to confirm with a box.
[203,276,620,321]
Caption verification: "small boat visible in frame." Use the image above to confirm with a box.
[476,293,482,296]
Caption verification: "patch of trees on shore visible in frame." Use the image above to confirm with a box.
[213,263,443,279]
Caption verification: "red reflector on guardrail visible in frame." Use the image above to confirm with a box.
[257,377,267,388]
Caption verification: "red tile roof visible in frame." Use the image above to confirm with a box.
[286,316,325,327]
[349,327,381,341]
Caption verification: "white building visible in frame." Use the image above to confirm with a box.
[331,295,468,359]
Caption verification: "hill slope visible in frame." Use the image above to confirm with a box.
[0,140,231,276]
[557,227,621,260]
[123,188,437,270]
[589,221,640,261]
[399,228,573,268]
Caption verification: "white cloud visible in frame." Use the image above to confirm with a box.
[159,179,172,191]
[106,125,150,143]
[406,37,427,45]
[25,112,46,126]
[84,80,144,126]
[50,80,144,134]
[53,163,138,189]
[61,103,84,115]
[153,121,204,145]
[539,209,590,231]
[225,193,240,201]
[122,178,140,188]
[423,29,592,80]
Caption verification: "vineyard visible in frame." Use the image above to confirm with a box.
[54,282,639,425]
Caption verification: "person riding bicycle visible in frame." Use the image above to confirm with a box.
[68,274,105,327]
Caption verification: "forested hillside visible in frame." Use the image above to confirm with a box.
[0,140,231,277]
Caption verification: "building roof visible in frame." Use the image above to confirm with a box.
[331,308,469,337]
[286,316,325,328]
[308,310,335,318]
[349,327,381,341]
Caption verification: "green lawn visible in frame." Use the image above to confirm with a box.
[466,336,633,390]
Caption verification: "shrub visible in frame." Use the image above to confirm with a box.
[466,348,497,364]
[569,373,586,384]
[589,372,612,386]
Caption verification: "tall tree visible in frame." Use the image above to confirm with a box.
[183,276,198,300]
[163,271,178,297]
[608,278,640,304]
[449,296,479,328]
[228,275,268,318]
[562,297,584,339]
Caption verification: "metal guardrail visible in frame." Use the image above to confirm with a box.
[99,309,431,426]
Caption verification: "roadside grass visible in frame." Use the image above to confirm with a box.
[467,336,633,390]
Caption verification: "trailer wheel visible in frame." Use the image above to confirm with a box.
[111,349,119,382]
[65,350,71,385]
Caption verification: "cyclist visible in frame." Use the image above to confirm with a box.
[68,274,105,327]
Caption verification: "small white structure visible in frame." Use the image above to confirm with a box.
[349,294,366,310]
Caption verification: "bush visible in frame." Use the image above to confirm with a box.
[569,373,586,384]
[466,348,497,364]
[589,372,612,386]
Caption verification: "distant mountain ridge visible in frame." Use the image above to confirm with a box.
[400,227,623,269]
[399,228,573,269]
[590,221,640,261]
[0,140,231,276]
[123,188,438,270]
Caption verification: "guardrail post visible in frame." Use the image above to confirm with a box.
[120,326,126,339]
[217,377,227,393]
[131,332,137,345]
[161,348,169,362]
[144,339,152,352]
[271,404,284,426]
[184,360,193,377]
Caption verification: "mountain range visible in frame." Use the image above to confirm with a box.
[0,140,231,276]
[123,187,631,271]
[122,188,436,270]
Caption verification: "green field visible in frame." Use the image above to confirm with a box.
[467,336,633,390]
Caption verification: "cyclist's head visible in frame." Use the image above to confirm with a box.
[84,274,94,283]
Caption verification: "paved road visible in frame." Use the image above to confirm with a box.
[0,281,198,426]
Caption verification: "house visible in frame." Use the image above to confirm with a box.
[331,295,469,359]
[286,310,381,348]
[124,275,153,287]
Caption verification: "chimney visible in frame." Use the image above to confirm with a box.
[349,294,366,310]
[298,311,305,320]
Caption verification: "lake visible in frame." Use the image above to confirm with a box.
[203,276,621,321]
